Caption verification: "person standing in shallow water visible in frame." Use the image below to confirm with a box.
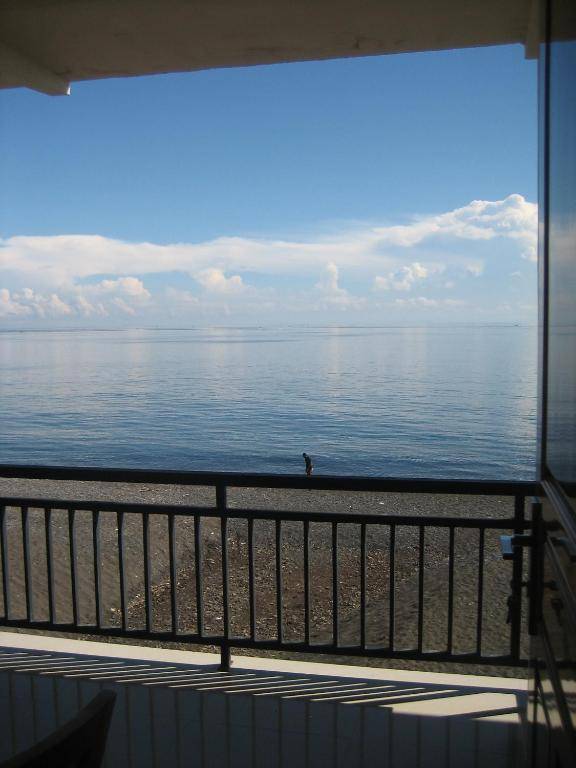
[303,452,313,476]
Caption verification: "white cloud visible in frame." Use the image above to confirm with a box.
[466,263,484,277]
[70,277,150,316]
[95,276,151,298]
[374,261,438,291]
[0,288,73,318]
[316,262,340,293]
[195,268,244,294]
[395,296,439,308]
[164,287,199,307]
[75,294,107,317]
[0,194,537,324]
[314,263,365,311]
[111,297,136,316]
[46,293,73,316]
[0,276,151,319]
[394,296,467,309]
[371,193,537,261]
[0,194,536,288]
[0,288,31,317]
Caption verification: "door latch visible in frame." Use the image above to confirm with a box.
[500,534,534,560]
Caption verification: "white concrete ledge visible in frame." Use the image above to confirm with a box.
[0,630,527,692]
[0,630,528,766]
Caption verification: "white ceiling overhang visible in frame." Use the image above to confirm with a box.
[0,0,538,96]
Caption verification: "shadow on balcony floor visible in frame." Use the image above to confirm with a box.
[0,638,527,767]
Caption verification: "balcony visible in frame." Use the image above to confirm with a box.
[0,466,539,766]
[0,632,527,768]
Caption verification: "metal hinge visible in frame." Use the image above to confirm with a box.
[550,535,576,562]
[504,579,533,624]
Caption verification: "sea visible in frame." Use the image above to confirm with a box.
[0,325,538,480]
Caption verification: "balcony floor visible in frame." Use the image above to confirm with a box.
[0,632,527,767]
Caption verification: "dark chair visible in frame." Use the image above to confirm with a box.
[1,690,117,768]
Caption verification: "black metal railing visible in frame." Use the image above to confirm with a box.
[0,466,538,670]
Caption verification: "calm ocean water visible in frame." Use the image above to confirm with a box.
[0,326,537,480]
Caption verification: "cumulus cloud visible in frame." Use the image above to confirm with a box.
[164,287,199,307]
[314,263,365,310]
[316,262,341,293]
[0,277,151,319]
[371,193,537,261]
[0,288,73,318]
[394,297,467,309]
[0,288,32,317]
[374,262,438,291]
[110,297,136,316]
[0,194,536,288]
[75,294,107,318]
[72,276,150,317]
[466,264,484,277]
[94,276,151,298]
[195,268,244,294]
[0,194,537,324]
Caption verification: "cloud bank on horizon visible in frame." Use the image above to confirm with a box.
[0,194,537,325]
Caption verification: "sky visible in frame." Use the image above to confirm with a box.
[0,44,537,327]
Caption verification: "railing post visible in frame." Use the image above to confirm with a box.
[1,506,9,620]
[217,483,231,670]
[528,499,544,637]
[219,643,231,672]
[509,494,526,660]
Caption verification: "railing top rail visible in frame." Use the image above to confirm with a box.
[0,496,532,528]
[0,464,539,496]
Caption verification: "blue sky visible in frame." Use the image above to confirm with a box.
[0,44,537,326]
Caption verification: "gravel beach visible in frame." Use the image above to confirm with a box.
[0,477,529,677]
